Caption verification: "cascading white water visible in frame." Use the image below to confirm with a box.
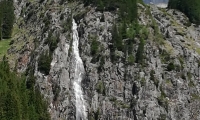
[72,19,87,120]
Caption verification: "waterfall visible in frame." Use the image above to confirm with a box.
[72,19,87,120]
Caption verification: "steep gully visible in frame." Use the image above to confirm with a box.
[72,19,87,120]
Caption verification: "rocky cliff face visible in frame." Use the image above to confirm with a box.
[10,0,200,120]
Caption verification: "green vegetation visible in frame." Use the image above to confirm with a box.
[88,108,101,120]
[135,38,145,64]
[157,87,168,111]
[42,15,51,33]
[83,0,137,20]
[158,114,167,120]
[191,93,200,100]
[0,0,15,39]
[62,14,72,33]
[150,70,159,88]
[160,49,170,63]
[40,31,60,75]
[52,83,61,101]
[83,0,141,65]
[96,81,105,95]
[168,0,200,25]
[38,52,52,75]
[140,77,146,86]
[128,55,135,65]
[90,36,99,56]
[0,57,50,120]
[89,35,102,63]
[178,56,184,69]
[181,73,186,80]
[44,31,60,52]
[112,24,123,51]
[167,62,175,71]
[0,39,11,57]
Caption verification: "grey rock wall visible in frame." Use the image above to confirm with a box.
[10,0,200,120]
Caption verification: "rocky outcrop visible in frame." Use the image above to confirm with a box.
[9,0,200,120]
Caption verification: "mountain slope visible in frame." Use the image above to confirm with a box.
[5,0,200,120]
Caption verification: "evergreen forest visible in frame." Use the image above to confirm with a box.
[168,0,200,25]
[0,0,14,39]
[0,57,50,120]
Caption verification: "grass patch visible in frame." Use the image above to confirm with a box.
[195,48,200,55]
[0,39,11,58]
[191,93,200,100]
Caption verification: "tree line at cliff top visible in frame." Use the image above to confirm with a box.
[168,0,200,25]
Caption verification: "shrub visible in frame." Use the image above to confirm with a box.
[44,31,59,52]
[167,62,175,71]
[52,84,60,101]
[128,54,135,65]
[112,24,123,51]
[157,95,168,111]
[135,39,145,64]
[38,52,52,75]
[96,81,105,95]
[91,37,98,56]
